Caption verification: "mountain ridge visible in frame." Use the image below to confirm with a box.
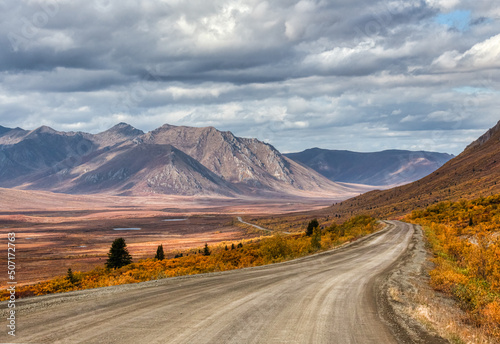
[286,148,453,186]
[324,119,500,218]
[0,123,361,198]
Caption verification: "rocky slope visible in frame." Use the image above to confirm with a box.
[61,143,238,196]
[325,120,500,218]
[141,124,350,194]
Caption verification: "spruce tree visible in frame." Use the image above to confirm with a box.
[66,268,77,284]
[155,244,165,260]
[203,243,211,256]
[306,219,319,236]
[106,238,132,269]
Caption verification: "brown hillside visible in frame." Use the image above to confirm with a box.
[249,121,500,232]
[328,120,500,219]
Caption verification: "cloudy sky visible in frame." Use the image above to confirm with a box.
[1,0,499,154]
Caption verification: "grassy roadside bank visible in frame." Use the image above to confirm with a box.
[406,194,500,341]
[1,215,380,301]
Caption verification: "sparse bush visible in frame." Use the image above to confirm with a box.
[311,227,321,251]
[260,234,292,262]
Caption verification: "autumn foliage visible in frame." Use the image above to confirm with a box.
[406,194,500,337]
[1,215,379,301]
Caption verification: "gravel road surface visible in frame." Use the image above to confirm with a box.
[1,220,439,344]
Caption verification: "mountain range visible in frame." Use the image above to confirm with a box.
[0,123,360,198]
[285,149,453,186]
[0,122,455,198]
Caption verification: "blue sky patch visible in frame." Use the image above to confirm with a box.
[435,10,472,32]
[453,86,492,94]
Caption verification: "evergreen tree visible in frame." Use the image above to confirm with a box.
[203,243,211,256]
[231,243,236,250]
[66,268,77,284]
[306,219,319,236]
[155,244,165,260]
[237,242,243,248]
[106,238,132,269]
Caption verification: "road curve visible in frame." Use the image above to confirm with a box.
[237,216,273,232]
[237,216,292,234]
[2,221,418,344]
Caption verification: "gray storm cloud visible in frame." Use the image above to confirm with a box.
[0,0,499,154]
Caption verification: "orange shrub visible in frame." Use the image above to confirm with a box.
[407,194,500,338]
[1,215,379,301]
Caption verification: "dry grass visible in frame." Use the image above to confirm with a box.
[405,284,496,344]
[388,287,404,303]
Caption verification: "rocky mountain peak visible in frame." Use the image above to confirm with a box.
[22,126,62,142]
[0,126,29,145]
[103,123,143,135]
[93,123,144,147]
[465,120,500,151]
[30,125,58,135]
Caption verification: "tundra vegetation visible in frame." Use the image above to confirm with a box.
[1,215,378,301]
[406,194,500,338]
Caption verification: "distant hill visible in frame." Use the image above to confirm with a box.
[0,126,97,184]
[286,149,453,186]
[248,120,500,232]
[0,126,10,136]
[0,123,365,198]
[327,120,500,218]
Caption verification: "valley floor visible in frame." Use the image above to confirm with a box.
[1,221,442,344]
[0,193,336,286]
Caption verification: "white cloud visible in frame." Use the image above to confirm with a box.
[461,33,500,69]
[432,34,500,71]
[425,0,460,11]
[425,110,456,122]
[400,115,421,123]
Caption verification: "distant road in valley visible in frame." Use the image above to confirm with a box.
[237,216,284,234]
[2,221,440,344]
[237,216,272,232]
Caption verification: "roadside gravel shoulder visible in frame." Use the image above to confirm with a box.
[377,221,449,344]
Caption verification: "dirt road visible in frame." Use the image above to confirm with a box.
[237,216,273,232]
[1,221,437,343]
